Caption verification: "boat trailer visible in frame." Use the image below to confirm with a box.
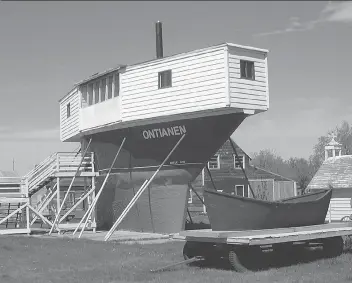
[151,222,352,273]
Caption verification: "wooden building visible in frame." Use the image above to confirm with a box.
[189,140,297,213]
[306,134,352,222]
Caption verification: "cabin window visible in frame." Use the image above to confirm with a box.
[114,73,119,97]
[80,72,120,108]
[66,103,71,118]
[234,155,245,169]
[158,70,172,89]
[94,82,100,104]
[87,83,93,106]
[100,78,106,102]
[208,154,220,170]
[107,76,113,99]
[240,60,255,80]
[81,85,88,107]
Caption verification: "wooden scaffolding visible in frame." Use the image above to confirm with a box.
[0,147,99,235]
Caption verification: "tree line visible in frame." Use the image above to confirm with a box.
[250,120,352,193]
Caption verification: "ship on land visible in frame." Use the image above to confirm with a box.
[58,22,269,233]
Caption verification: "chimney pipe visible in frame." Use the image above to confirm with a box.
[155,21,163,59]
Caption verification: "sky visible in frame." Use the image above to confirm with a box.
[0,1,351,175]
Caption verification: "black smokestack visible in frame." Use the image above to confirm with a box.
[155,21,163,59]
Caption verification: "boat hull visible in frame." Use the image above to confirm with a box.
[203,189,332,231]
[82,112,247,233]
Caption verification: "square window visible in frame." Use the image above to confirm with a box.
[240,60,255,80]
[66,103,71,118]
[114,73,119,97]
[234,185,248,197]
[158,70,172,89]
[208,154,220,169]
[234,155,245,169]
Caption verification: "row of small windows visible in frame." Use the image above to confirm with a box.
[66,59,254,117]
[80,73,120,108]
[207,154,245,170]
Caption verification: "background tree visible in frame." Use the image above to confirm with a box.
[251,150,314,193]
[287,157,314,192]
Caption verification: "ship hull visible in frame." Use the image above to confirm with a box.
[203,189,332,231]
[82,112,247,233]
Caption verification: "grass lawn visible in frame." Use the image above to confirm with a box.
[1,235,352,283]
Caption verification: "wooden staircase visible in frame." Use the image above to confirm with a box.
[25,152,96,197]
[0,151,98,235]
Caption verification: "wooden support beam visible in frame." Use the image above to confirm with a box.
[76,137,126,238]
[27,204,54,228]
[49,138,92,235]
[30,185,57,225]
[104,134,186,241]
[59,186,93,223]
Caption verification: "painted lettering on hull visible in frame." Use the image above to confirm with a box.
[142,125,186,139]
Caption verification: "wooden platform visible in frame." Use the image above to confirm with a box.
[175,222,352,246]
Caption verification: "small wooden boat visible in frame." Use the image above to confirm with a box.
[203,188,332,231]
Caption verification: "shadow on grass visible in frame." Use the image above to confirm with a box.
[183,247,341,272]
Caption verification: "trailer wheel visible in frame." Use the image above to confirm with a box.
[229,250,248,272]
[228,246,262,272]
[183,241,208,260]
[322,236,344,258]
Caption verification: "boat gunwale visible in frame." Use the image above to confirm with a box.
[203,188,332,206]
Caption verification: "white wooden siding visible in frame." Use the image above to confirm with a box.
[228,46,268,111]
[326,198,352,222]
[120,47,227,121]
[80,97,121,131]
[60,88,80,141]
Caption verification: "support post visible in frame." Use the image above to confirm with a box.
[27,204,54,228]
[188,183,205,206]
[49,138,92,235]
[55,177,60,232]
[104,134,186,241]
[91,176,96,232]
[26,199,30,234]
[74,137,126,237]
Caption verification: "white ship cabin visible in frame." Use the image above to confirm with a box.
[59,40,269,142]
